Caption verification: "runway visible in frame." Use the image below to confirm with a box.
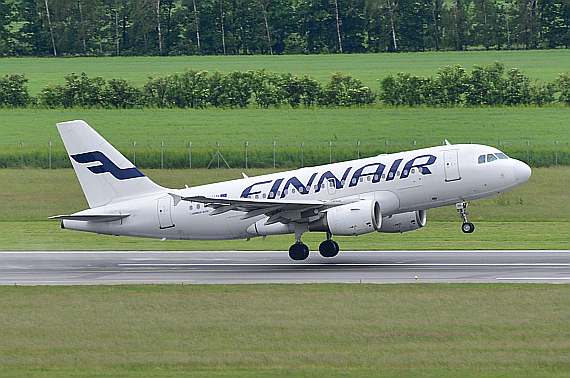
[1,250,568,285]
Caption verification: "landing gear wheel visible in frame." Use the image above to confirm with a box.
[319,239,339,258]
[289,242,309,260]
[462,222,475,233]
[456,202,475,234]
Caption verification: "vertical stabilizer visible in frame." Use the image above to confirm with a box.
[57,120,164,208]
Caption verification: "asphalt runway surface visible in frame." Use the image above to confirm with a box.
[1,250,569,285]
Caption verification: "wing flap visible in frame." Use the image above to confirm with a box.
[172,194,326,224]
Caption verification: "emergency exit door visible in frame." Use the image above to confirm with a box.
[443,150,461,182]
[157,196,175,229]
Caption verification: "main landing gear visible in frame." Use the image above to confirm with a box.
[456,202,475,233]
[319,232,339,258]
[288,230,340,260]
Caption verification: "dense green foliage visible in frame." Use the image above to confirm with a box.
[2,62,570,109]
[379,61,561,106]
[1,0,570,57]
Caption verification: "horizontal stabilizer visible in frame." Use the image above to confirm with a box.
[48,214,130,222]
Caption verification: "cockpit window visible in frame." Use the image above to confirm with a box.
[487,154,497,162]
[495,152,509,159]
[478,155,485,164]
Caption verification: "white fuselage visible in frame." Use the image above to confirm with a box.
[62,143,531,241]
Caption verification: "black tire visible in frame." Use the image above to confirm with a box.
[319,239,339,258]
[289,242,309,260]
[462,222,475,233]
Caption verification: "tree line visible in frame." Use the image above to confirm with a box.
[0,0,569,57]
[1,62,570,108]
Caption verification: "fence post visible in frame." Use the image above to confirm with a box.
[413,140,416,150]
[555,141,558,168]
[499,141,502,149]
[301,142,304,168]
[245,141,248,169]
[357,141,360,159]
[133,142,136,165]
[161,142,164,169]
[21,142,23,169]
[329,141,332,164]
[273,141,276,169]
[49,142,52,170]
[189,142,192,169]
[526,141,530,165]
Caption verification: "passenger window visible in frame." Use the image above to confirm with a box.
[487,154,497,162]
[478,155,485,164]
[496,153,509,159]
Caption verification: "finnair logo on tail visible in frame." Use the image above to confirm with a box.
[71,151,145,180]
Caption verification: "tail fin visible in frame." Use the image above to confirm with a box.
[57,120,164,208]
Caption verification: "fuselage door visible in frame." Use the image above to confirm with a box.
[157,196,175,229]
[443,150,461,182]
[327,178,337,195]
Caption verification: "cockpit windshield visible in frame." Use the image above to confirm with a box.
[478,152,509,164]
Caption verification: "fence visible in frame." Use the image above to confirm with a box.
[1,140,569,169]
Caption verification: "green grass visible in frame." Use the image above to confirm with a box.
[2,107,569,149]
[1,167,568,251]
[2,50,570,95]
[1,284,569,378]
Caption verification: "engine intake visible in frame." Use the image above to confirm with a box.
[378,210,426,233]
[309,200,381,236]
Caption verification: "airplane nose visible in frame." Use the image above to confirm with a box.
[513,160,532,185]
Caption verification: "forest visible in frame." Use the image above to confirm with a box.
[0,0,569,57]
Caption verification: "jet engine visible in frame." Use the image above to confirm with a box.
[378,210,426,233]
[309,200,381,236]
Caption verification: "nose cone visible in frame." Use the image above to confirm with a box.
[513,160,532,185]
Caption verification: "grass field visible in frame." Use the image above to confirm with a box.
[1,108,569,149]
[2,50,570,95]
[1,284,569,378]
[1,167,568,251]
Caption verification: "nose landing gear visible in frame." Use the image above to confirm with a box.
[456,202,475,233]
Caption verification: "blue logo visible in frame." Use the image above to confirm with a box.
[71,151,145,180]
[240,154,437,198]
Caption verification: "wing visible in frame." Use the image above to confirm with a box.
[170,194,353,225]
[49,214,130,222]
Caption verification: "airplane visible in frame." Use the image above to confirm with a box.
[50,120,532,260]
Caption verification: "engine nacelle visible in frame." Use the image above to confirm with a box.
[378,210,426,233]
[310,200,381,236]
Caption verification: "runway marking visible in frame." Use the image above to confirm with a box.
[496,277,569,280]
[119,263,568,267]
[2,250,568,254]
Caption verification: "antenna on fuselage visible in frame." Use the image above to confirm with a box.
[444,139,451,146]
